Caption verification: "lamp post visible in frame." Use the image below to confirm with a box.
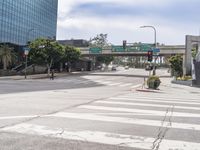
[140,25,157,75]
[24,28,35,79]
[140,26,157,48]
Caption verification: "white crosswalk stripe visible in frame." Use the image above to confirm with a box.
[55,76,140,88]
[78,105,200,117]
[48,112,200,131]
[2,123,200,150]
[95,100,200,110]
[109,97,200,105]
[94,80,135,87]
[119,83,133,87]
[118,96,200,102]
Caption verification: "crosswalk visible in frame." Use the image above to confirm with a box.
[1,92,200,150]
[50,76,142,88]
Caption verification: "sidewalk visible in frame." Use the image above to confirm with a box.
[0,72,83,80]
[135,77,200,95]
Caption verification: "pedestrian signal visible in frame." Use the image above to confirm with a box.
[147,50,153,62]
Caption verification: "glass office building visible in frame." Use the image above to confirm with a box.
[0,0,58,46]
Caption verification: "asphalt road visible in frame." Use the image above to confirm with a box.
[0,68,145,94]
[1,68,200,150]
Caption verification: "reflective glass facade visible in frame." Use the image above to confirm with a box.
[0,0,58,46]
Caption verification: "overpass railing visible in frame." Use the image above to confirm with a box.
[79,44,185,55]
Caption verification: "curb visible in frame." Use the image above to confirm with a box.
[135,88,161,93]
[171,80,192,86]
[0,72,83,80]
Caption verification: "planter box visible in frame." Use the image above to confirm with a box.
[148,80,161,89]
[171,80,192,86]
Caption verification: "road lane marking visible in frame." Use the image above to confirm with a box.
[48,112,200,131]
[131,84,142,89]
[95,101,200,111]
[118,96,200,103]
[109,97,200,106]
[107,83,123,86]
[78,105,200,118]
[0,115,38,120]
[119,83,132,87]
[2,123,200,150]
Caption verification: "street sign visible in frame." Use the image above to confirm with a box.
[112,46,125,52]
[127,45,141,52]
[112,43,153,52]
[140,44,153,52]
[24,50,29,55]
[153,48,160,53]
[23,47,30,55]
[89,47,102,54]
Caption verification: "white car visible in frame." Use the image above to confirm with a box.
[111,66,117,71]
[124,66,129,69]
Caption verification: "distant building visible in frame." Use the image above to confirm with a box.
[58,39,89,47]
[0,0,58,46]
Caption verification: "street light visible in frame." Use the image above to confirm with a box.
[24,28,36,79]
[140,25,157,48]
[140,25,157,75]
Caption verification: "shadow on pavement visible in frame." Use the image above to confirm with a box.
[0,76,105,94]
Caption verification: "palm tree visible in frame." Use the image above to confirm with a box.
[0,44,17,70]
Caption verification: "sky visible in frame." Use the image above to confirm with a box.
[57,0,200,45]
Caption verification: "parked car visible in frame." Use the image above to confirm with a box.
[97,65,102,69]
[124,66,129,69]
[145,65,153,71]
[111,66,117,71]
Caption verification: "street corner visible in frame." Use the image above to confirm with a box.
[134,87,162,93]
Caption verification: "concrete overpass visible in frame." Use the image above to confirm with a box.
[79,45,185,56]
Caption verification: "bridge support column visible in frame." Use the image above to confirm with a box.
[185,35,200,75]
[92,56,96,70]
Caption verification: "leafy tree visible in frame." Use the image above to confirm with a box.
[62,45,81,72]
[0,44,17,70]
[191,48,198,58]
[90,33,114,66]
[29,38,64,75]
[62,45,81,63]
[168,55,183,77]
[96,55,114,66]
[89,33,108,48]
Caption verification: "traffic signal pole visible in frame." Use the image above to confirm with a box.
[140,26,157,75]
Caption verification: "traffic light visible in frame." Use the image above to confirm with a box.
[123,40,126,49]
[147,50,153,62]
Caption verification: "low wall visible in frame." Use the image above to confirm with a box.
[193,61,200,86]
[0,70,18,76]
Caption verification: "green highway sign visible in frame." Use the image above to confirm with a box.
[112,46,125,52]
[112,43,154,52]
[90,43,155,53]
[89,47,102,54]
[127,46,140,52]
[140,44,153,52]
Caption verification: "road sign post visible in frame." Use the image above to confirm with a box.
[23,47,30,79]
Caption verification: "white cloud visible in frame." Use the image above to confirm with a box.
[57,0,170,18]
[57,0,199,45]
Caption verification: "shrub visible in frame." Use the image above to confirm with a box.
[147,76,161,89]
[168,55,183,77]
[177,75,192,81]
